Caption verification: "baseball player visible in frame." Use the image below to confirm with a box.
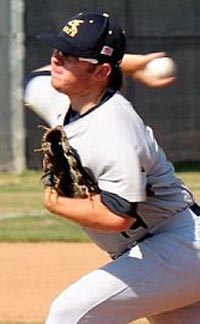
[25,12,200,324]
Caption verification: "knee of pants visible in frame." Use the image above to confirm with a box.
[46,294,81,324]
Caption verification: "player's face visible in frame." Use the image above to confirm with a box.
[51,50,98,96]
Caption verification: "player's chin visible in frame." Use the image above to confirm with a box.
[51,78,66,93]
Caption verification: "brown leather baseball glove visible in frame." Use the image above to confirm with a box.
[35,125,99,198]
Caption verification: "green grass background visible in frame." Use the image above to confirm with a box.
[0,170,88,242]
[0,166,200,243]
[0,166,200,324]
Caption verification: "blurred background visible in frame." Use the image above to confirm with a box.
[1,0,200,171]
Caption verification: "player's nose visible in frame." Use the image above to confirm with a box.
[51,49,65,65]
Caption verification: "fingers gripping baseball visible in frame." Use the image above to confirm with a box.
[121,52,176,88]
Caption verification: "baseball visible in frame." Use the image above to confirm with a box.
[144,57,176,79]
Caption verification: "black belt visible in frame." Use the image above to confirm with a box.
[190,203,200,216]
[136,232,153,243]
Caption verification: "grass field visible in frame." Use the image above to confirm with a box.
[0,170,89,242]
[0,168,200,243]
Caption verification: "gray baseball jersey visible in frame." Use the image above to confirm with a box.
[53,91,194,258]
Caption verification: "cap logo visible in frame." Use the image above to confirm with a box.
[100,46,113,57]
[63,19,84,37]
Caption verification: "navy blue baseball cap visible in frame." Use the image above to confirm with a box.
[38,12,126,65]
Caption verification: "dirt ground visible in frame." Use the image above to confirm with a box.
[0,242,148,323]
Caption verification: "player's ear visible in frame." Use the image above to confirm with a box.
[94,63,112,80]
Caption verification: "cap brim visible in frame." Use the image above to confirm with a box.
[37,33,78,56]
